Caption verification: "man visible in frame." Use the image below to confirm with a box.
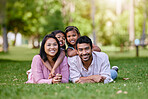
[68,36,118,84]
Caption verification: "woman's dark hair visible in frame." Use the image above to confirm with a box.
[64,26,81,47]
[51,30,66,50]
[76,36,93,50]
[39,34,60,62]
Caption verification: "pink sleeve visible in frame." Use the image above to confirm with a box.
[60,57,69,83]
[31,55,52,84]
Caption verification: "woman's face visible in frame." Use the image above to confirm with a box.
[55,33,65,47]
[66,30,79,46]
[44,38,58,57]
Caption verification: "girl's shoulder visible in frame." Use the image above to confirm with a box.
[67,46,75,50]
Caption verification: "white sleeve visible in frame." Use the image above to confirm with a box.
[68,57,81,83]
[99,54,113,83]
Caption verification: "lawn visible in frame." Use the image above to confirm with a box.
[0,46,148,99]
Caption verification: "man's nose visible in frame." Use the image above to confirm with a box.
[82,50,87,54]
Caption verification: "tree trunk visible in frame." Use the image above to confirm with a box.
[91,0,96,45]
[129,0,135,48]
[32,35,40,49]
[120,43,124,52]
[13,27,18,46]
[0,0,8,52]
[2,24,8,52]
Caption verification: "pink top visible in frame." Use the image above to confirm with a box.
[26,55,69,84]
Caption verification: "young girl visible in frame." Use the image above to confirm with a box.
[43,30,66,79]
[65,26,101,57]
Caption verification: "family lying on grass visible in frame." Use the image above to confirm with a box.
[26,26,118,84]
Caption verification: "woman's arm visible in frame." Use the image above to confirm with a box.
[92,44,101,52]
[31,55,52,84]
[67,48,77,57]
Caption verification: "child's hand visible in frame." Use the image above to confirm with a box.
[48,69,55,79]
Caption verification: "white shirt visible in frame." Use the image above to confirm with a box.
[68,51,113,84]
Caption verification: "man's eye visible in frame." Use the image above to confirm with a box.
[85,47,89,50]
[79,49,83,51]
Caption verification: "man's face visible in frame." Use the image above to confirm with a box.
[77,43,92,62]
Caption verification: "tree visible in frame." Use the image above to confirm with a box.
[0,0,8,52]
[129,0,135,48]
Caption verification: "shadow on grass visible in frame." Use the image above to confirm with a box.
[0,59,31,62]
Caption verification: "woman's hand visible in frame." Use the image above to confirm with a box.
[52,73,62,84]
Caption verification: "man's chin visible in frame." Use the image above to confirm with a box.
[82,58,89,62]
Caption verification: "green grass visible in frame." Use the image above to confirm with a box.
[0,46,148,99]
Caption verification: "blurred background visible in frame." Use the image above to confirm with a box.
[0,0,148,52]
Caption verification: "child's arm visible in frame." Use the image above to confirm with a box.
[92,44,101,52]
[41,59,52,71]
[48,50,65,79]
[67,48,77,57]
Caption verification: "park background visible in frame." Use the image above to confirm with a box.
[0,0,148,99]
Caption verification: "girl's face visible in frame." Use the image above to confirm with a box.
[67,30,80,46]
[44,38,58,57]
[55,33,65,47]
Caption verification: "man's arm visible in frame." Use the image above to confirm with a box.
[68,56,81,83]
[99,53,113,83]
[75,75,106,84]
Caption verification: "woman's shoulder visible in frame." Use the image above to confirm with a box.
[32,55,41,62]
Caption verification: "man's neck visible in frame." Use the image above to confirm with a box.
[82,56,93,70]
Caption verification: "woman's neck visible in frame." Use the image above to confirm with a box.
[46,55,55,67]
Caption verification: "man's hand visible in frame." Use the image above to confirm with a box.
[75,78,95,84]
[91,75,106,83]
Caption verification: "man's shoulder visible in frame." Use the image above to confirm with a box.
[68,55,79,59]
[93,51,108,56]
[93,51,109,60]
[68,55,80,63]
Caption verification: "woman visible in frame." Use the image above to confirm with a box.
[43,30,67,79]
[26,34,69,84]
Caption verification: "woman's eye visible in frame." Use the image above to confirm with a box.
[47,44,51,46]
[53,43,57,46]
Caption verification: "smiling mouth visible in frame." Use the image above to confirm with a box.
[70,40,75,43]
[60,42,63,45]
[50,50,55,53]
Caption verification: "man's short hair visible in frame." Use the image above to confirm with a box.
[76,36,92,50]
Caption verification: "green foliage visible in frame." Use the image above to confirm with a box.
[0,46,148,99]
[3,0,148,46]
